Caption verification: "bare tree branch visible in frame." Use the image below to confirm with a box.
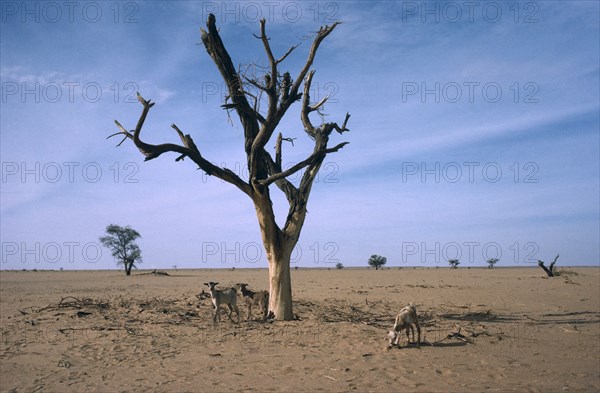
[288,23,341,106]
[247,21,341,183]
[242,74,268,92]
[201,13,259,158]
[275,133,283,168]
[107,122,133,147]
[262,151,298,204]
[310,94,331,113]
[276,44,300,64]
[301,71,351,138]
[221,102,266,124]
[258,19,277,90]
[248,19,286,179]
[301,70,319,135]
[258,140,348,188]
[275,133,295,167]
[111,93,251,196]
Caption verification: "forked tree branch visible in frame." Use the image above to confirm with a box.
[302,70,350,137]
[201,14,260,157]
[538,254,560,277]
[289,23,341,104]
[259,141,348,188]
[277,44,300,64]
[110,93,251,196]
[248,20,342,182]
[257,19,277,91]
[263,151,298,205]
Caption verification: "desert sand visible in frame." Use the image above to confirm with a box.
[1,267,599,392]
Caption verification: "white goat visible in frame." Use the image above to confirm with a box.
[387,303,421,348]
[204,282,240,323]
[236,283,269,321]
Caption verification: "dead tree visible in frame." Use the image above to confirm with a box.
[538,254,559,277]
[109,14,349,320]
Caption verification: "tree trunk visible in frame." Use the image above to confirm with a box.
[538,261,554,277]
[267,245,294,320]
[125,260,132,276]
[538,254,559,277]
[253,188,296,320]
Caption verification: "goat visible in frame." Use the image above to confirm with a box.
[236,283,269,321]
[204,282,240,323]
[387,303,421,348]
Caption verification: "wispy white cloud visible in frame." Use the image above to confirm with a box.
[0,66,61,84]
[364,101,598,164]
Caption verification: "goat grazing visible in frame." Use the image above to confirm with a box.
[204,282,240,323]
[388,303,421,348]
[236,283,269,321]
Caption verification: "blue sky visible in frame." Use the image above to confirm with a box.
[1,1,598,270]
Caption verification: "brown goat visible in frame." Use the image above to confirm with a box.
[236,283,269,321]
[387,304,421,348]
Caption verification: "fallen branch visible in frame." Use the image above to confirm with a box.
[429,330,474,345]
[139,269,171,276]
[58,325,125,334]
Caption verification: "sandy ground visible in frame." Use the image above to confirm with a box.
[1,267,599,392]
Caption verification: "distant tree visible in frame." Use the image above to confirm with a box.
[99,224,142,276]
[487,258,499,269]
[336,262,344,269]
[368,255,387,270]
[448,259,460,269]
[538,254,559,277]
